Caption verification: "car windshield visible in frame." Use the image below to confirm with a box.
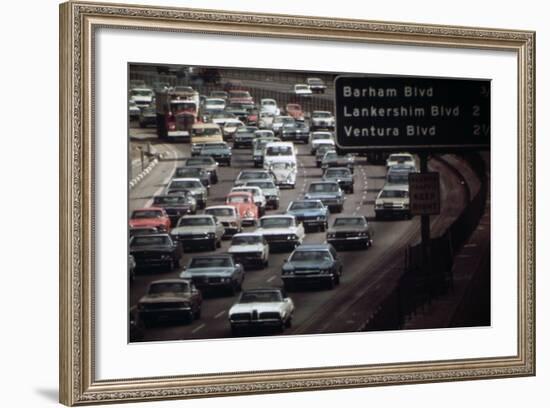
[334,217,365,227]
[325,169,350,177]
[324,152,337,160]
[309,183,338,193]
[247,181,275,189]
[313,112,331,118]
[131,89,152,96]
[131,235,170,246]
[210,91,227,98]
[239,291,282,303]
[206,208,235,217]
[227,195,250,204]
[171,101,196,111]
[186,157,214,166]
[189,257,232,268]
[192,128,220,136]
[148,282,190,295]
[273,117,293,124]
[177,217,213,227]
[308,78,323,84]
[131,210,163,219]
[230,91,251,98]
[265,146,292,156]
[295,85,309,91]
[202,144,226,150]
[260,218,292,228]
[233,188,258,196]
[206,99,224,106]
[232,235,262,245]
[176,167,202,177]
[312,133,332,140]
[317,147,335,156]
[380,189,409,198]
[387,174,409,184]
[153,196,188,205]
[286,104,300,111]
[290,250,331,262]
[289,201,322,210]
[255,131,273,137]
[270,162,294,169]
[170,180,201,189]
[239,172,268,180]
[262,100,276,106]
[389,155,413,162]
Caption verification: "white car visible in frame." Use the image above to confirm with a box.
[222,119,245,139]
[306,77,327,93]
[311,111,335,130]
[258,111,275,129]
[228,288,295,335]
[310,132,336,155]
[203,98,226,111]
[386,152,417,170]
[374,183,411,220]
[228,232,270,268]
[267,161,297,189]
[260,98,281,116]
[204,205,242,236]
[128,100,141,119]
[293,83,312,97]
[254,129,275,139]
[255,214,305,250]
[271,115,295,135]
[231,186,267,216]
[244,180,280,210]
[129,87,154,108]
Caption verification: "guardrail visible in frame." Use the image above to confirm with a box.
[361,153,489,331]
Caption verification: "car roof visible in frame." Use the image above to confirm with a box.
[149,278,191,285]
[382,184,410,191]
[325,167,351,172]
[232,232,264,238]
[290,199,323,204]
[133,207,163,212]
[179,214,215,219]
[294,243,333,251]
[260,214,295,219]
[227,191,254,197]
[205,205,237,211]
[190,254,232,259]
[132,233,170,238]
[170,177,201,182]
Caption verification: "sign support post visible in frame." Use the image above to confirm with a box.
[418,152,432,299]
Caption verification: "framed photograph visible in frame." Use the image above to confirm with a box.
[59,1,535,405]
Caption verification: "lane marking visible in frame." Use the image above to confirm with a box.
[214,310,226,319]
[191,323,206,333]
[143,144,181,207]
[267,275,276,283]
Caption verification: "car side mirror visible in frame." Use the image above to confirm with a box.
[182,265,187,270]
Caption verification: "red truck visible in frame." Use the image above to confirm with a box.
[155,88,200,142]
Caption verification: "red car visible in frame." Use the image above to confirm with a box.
[285,103,305,121]
[225,192,258,226]
[129,207,171,231]
[228,90,254,106]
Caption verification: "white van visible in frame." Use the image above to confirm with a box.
[263,142,297,168]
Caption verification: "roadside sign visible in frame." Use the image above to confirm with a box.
[334,76,490,152]
[409,172,440,215]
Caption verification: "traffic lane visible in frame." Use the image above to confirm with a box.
[291,155,471,334]
[130,142,469,340]
[132,145,409,340]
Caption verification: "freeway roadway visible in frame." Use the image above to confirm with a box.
[128,125,470,342]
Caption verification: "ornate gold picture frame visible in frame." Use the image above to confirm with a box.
[59,1,535,405]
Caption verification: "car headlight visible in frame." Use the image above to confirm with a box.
[403,203,410,209]
[375,202,383,208]
[223,277,232,283]
[327,233,335,238]
[207,232,215,238]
